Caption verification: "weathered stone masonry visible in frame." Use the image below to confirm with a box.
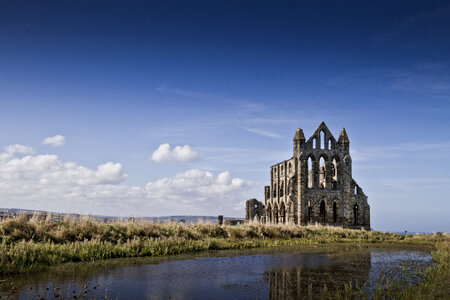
[246,122,370,230]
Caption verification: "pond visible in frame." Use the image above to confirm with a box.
[0,244,432,299]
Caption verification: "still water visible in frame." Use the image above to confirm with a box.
[1,244,432,299]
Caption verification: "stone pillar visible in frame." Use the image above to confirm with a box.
[297,158,305,225]
[313,160,320,189]
[326,162,332,189]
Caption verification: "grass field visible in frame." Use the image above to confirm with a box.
[0,214,448,298]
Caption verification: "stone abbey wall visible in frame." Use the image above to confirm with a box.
[245,122,370,230]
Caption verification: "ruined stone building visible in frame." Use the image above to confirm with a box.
[246,122,370,230]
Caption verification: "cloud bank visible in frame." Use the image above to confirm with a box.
[150,143,201,163]
[145,170,254,214]
[0,144,253,216]
[42,135,66,147]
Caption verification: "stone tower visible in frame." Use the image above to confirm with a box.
[262,122,370,229]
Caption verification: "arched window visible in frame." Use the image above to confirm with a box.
[320,131,325,149]
[288,163,292,173]
[279,182,284,197]
[328,139,332,150]
[354,204,359,225]
[307,157,313,188]
[332,158,338,179]
[319,157,326,189]
[333,201,337,223]
[354,186,358,195]
[332,158,338,190]
[313,138,317,149]
[273,183,277,197]
[320,200,326,222]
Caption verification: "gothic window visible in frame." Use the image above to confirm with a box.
[279,182,284,197]
[273,184,277,197]
[319,157,326,189]
[328,139,332,150]
[307,157,313,188]
[332,158,337,178]
[313,138,317,149]
[354,186,358,195]
[288,163,292,173]
[332,157,338,190]
[320,131,325,149]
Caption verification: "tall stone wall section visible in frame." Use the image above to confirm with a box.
[261,122,370,230]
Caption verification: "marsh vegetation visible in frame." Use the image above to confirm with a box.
[0,215,448,299]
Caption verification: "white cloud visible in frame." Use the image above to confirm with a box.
[95,162,127,184]
[0,144,254,217]
[42,135,66,147]
[0,144,34,160]
[144,169,256,214]
[150,143,201,163]
[0,146,127,188]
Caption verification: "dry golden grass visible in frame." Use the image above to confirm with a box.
[0,215,448,298]
[0,214,448,278]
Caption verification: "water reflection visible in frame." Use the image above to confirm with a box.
[0,245,431,300]
[266,249,372,299]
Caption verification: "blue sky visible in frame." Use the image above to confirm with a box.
[0,1,449,232]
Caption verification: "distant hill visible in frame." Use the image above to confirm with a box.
[0,208,242,224]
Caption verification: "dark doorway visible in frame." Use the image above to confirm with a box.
[308,206,312,222]
[319,200,326,222]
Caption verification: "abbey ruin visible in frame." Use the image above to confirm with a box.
[245,122,370,230]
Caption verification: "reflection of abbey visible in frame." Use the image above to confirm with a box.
[245,122,370,230]
[265,248,371,299]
